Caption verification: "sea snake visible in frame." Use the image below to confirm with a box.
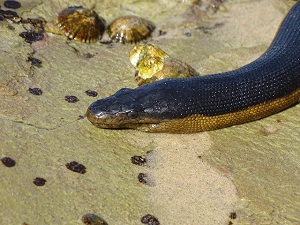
[86,1,300,133]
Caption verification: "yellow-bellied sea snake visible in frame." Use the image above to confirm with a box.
[86,2,300,133]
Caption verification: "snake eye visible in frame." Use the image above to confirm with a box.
[128,110,138,119]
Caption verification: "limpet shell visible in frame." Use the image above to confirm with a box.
[107,15,155,44]
[129,44,199,86]
[56,6,106,43]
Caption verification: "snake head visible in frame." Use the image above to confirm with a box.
[86,87,162,130]
[86,81,182,130]
[86,88,138,128]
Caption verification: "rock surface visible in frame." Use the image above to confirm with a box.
[0,0,299,224]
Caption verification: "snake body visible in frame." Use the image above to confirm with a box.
[87,2,300,133]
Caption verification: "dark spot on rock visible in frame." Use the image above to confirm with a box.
[0,9,19,20]
[141,214,160,225]
[28,57,42,67]
[83,53,95,59]
[99,40,113,45]
[66,161,86,174]
[78,115,85,119]
[213,22,224,28]
[131,155,147,166]
[85,90,98,97]
[146,150,154,154]
[65,95,79,103]
[196,22,224,34]
[28,87,43,95]
[208,0,225,13]
[81,213,108,225]
[196,26,210,34]
[20,18,46,35]
[33,177,47,186]
[138,173,155,186]
[7,24,15,30]
[19,31,44,43]
[1,157,16,167]
[183,31,192,37]
[22,18,45,28]
[229,212,237,219]
[4,0,22,9]
[158,30,167,36]
[228,221,233,225]
[138,173,148,184]
[0,15,4,21]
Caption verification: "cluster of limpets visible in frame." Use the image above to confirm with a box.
[56,6,155,43]
[129,44,199,86]
[56,7,198,85]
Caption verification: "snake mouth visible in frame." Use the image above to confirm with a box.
[86,107,161,129]
[86,107,126,128]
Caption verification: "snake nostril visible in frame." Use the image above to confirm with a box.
[128,110,138,119]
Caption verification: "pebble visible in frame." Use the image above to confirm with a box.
[66,161,86,174]
[28,87,43,95]
[65,95,79,103]
[1,157,16,167]
[33,177,47,186]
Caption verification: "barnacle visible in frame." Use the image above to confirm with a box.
[107,15,155,44]
[56,6,106,43]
